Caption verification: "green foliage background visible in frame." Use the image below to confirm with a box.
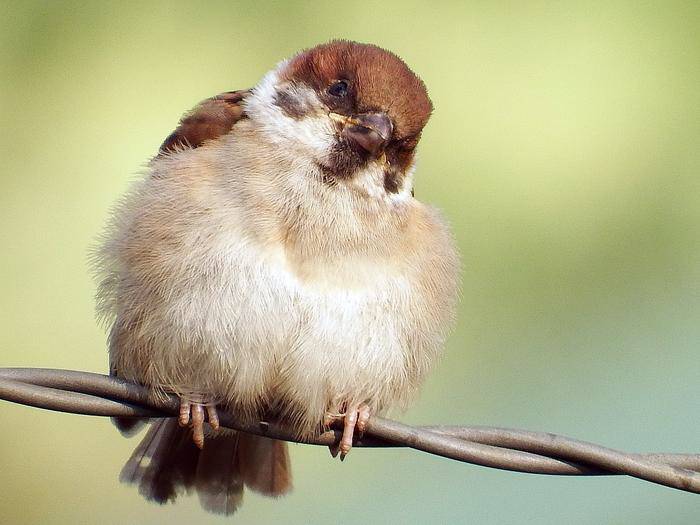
[1,1,698,523]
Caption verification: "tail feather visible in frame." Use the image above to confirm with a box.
[195,431,244,514]
[119,419,166,485]
[120,418,199,504]
[239,433,292,496]
[112,416,147,437]
[119,418,292,515]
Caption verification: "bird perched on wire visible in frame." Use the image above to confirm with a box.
[94,40,459,515]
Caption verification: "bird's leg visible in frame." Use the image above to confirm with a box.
[177,396,220,449]
[324,403,372,460]
[206,404,220,431]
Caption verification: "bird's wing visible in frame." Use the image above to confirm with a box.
[159,89,251,155]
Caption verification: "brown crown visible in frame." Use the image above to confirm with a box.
[281,40,433,141]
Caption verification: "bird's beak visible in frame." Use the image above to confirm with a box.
[330,112,393,158]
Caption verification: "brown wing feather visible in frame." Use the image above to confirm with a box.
[159,89,250,155]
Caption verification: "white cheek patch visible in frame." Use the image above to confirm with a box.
[245,66,336,161]
[401,162,417,197]
[347,162,413,203]
[349,164,386,199]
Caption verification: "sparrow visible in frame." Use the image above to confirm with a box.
[94,40,459,515]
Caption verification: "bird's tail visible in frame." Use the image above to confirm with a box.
[119,418,292,515]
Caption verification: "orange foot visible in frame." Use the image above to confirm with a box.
[178,397,220,449]
[324,403,372,460]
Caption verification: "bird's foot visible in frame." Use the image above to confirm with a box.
[178,396,220,449]
[324,403,371,460]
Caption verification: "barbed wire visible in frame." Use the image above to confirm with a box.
[0,367,698,494]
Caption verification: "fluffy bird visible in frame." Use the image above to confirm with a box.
[95,40,459,515]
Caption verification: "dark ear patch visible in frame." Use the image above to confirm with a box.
[159,89,250,155]
[273,89,307,119]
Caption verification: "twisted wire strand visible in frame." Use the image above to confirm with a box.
[0,367,698,493]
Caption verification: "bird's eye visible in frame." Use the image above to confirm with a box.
[327,80,349,98]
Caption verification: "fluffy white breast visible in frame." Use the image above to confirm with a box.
[100,85,458,435]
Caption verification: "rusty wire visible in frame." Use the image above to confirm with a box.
[0,367,698,494]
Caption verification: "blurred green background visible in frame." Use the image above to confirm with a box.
[1,1,699,523]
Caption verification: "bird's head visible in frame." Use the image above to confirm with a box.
[245,40,433,197]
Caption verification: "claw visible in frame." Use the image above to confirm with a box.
[177,398,220,449]
[206,405,220,431]
[178,398,191,427]
[324,403,371,460]
[339,409,358,458]
[191,404,205,449]
[356,405,371,436]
